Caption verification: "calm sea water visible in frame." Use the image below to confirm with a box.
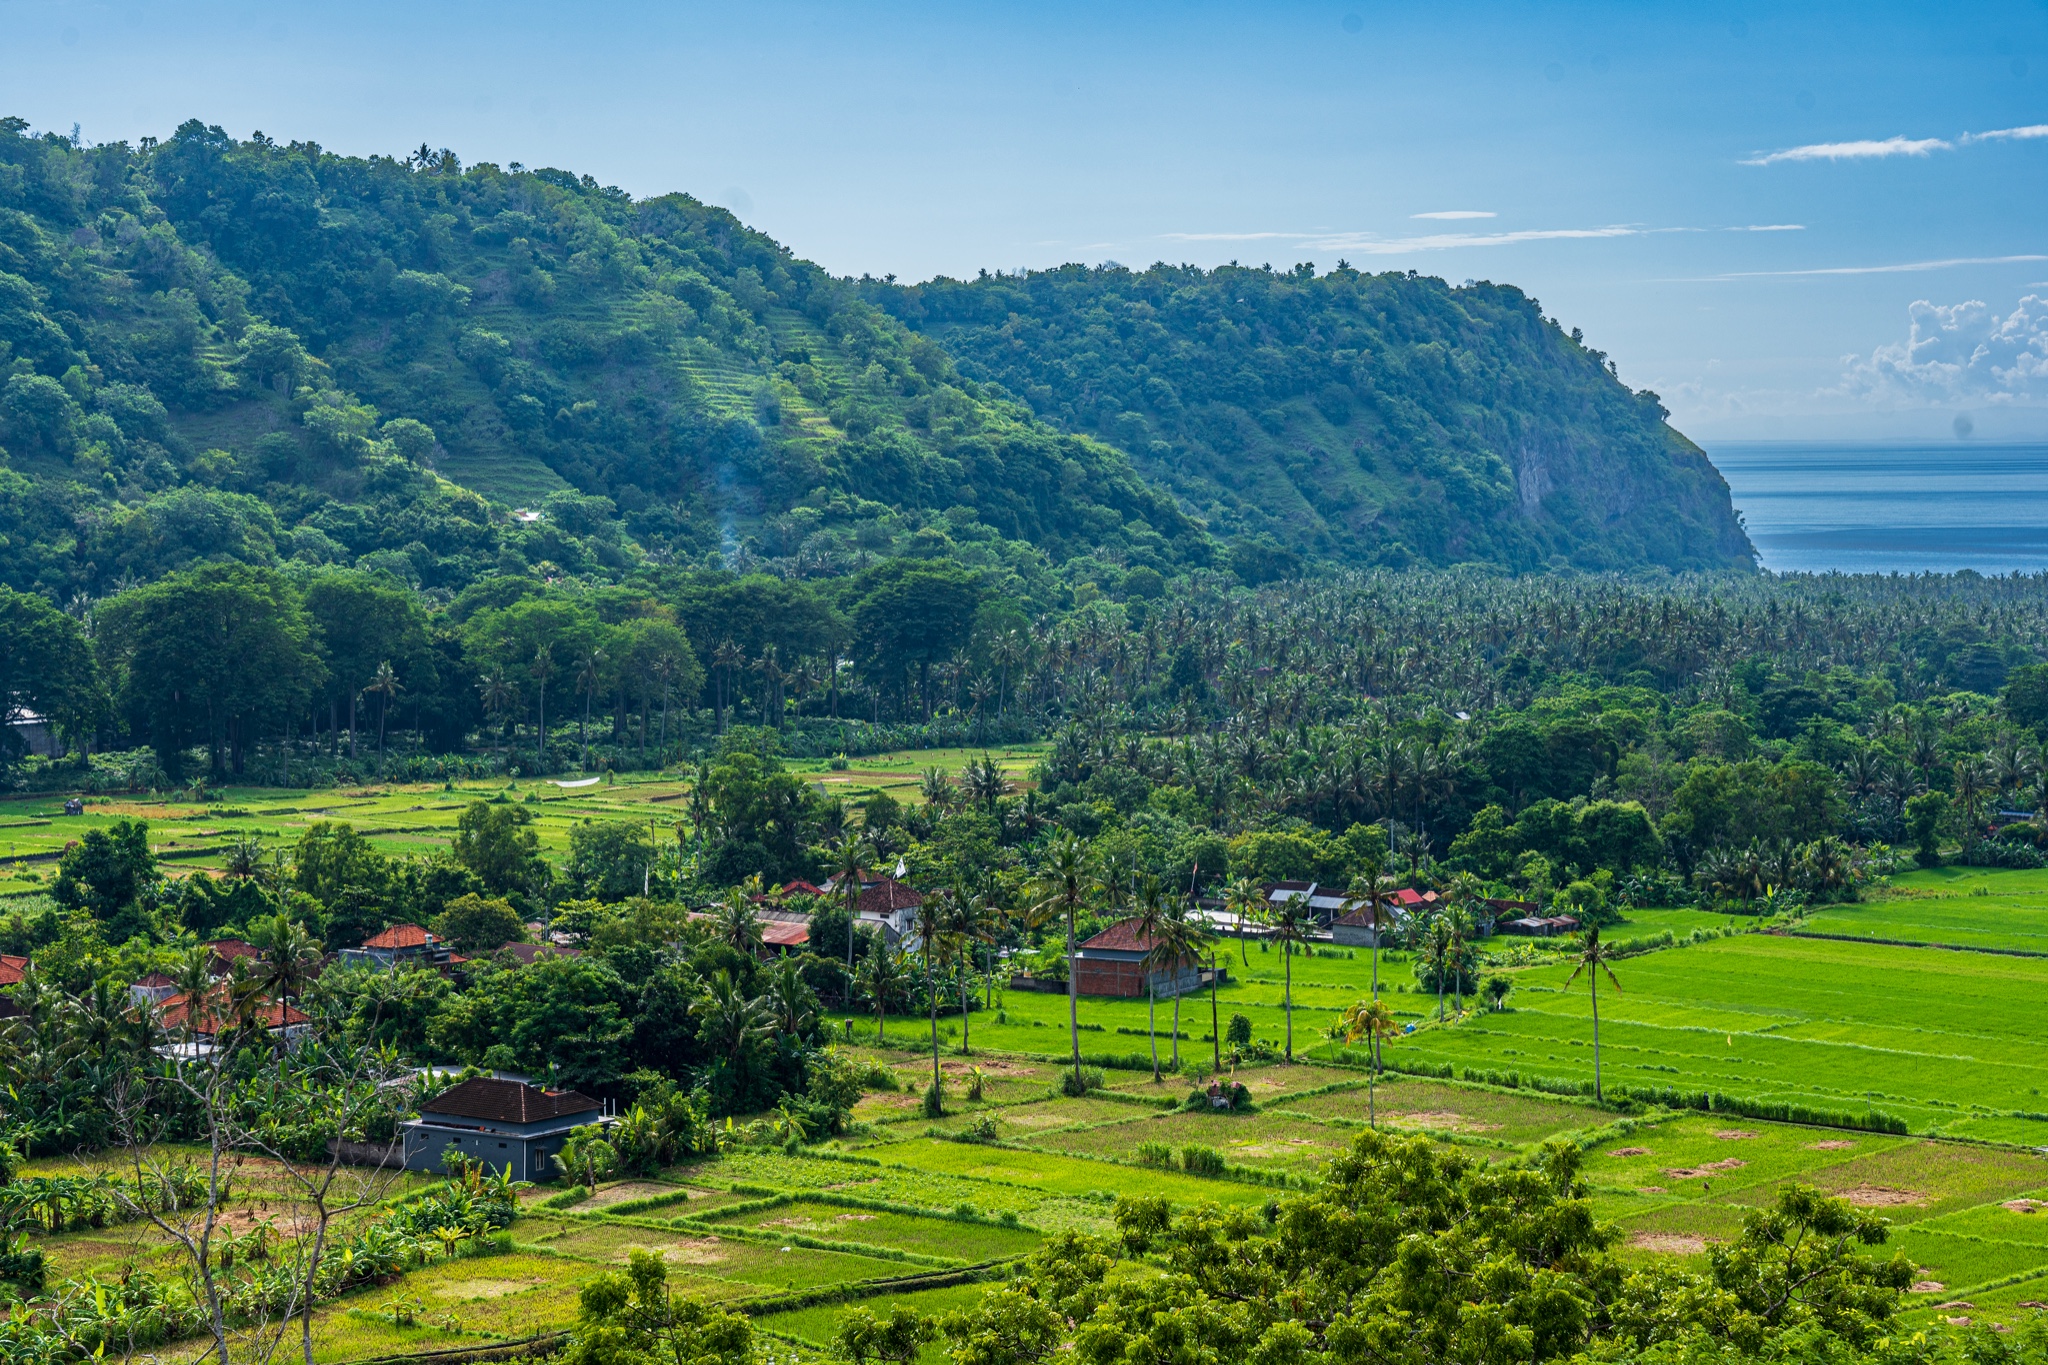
[1704,440,2048,576]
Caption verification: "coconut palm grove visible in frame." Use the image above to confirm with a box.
[6,116,2048,1365]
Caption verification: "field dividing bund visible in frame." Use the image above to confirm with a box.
[1371,931,2048,1144]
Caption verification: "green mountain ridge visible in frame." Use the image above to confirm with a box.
[868,264,1755,574]
[0,118,1752,604]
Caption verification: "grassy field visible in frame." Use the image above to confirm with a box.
[0,744,1046,896]
[1803,867,2048,954]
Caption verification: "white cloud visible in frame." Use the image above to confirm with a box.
[1707,254,2048,280]
[1157,230,1295,241]
[1963,124,2048,143]
[1732,224,1805,232]
[1742,135,1949,165]
[1410,210,1495,220]
[1303,225,1646,253]
[1840,294,2048,404]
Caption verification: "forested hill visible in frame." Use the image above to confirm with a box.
[868,264,1757,575]
[0,119,1198,602]
[0,117,1751,603]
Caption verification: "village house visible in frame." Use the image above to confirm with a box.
[1068,917,1224,998]
[0,953,27,1018]
[820,868,925,946]
[341,924,454,970]
[401,1076,602,1181]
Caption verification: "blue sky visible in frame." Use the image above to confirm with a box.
[4,0,2046,440]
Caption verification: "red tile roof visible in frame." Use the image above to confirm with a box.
[1390,888,1441,908]
[857,878,923,915]
[133,971,177,988]
[363,924,434,950]
[159,987,309,1035]
[421,1076,601,1125]
[762,921,810,948]
[0,955,28,987]
[1078,918,1170,954]
[778,880,826,898]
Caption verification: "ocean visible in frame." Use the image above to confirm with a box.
[1703,440,2048,576]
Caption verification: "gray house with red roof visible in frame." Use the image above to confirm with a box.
[1070,918,1218,998]
[401,1076,603,1181]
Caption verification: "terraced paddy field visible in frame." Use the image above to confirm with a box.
[26,1058,2048,1359]
[1360,928,2048,1145]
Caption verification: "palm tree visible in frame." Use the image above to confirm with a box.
[365,660,402,777]
[690,969,772,1068]
[574,646,605,765]
[250,915,321,1022]
[830,833,868,989]
[912,892,953,1096]
[1346,859,1399,999]
[529,645,555,770]
[1153,896,1205,1073]
[710,891,765,958]
[1337,997,1399,1126]
[946,893,999,1055]
[1024,832,1091,1092]
[478,668,518,769]
[855,938,906,1043]
[763,956,818,1037]
[1420,915,1463,1023]
[1564,926,1624,1102]
[1131,879,1171,1081]
[1222,875,1264,966]
[1269,889,1312,1062]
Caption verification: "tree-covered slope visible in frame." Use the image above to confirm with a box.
[868,263,1756,575]
[0,119,1202,601]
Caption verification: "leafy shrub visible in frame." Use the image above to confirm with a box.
[1226,1013,1254,1046]
[922,1078,946,1118]
[1136,1142,1175,1169]
[957,1114,1001,1143]
[1061,1067,1106,1097]
[1180,1145,1227,1176]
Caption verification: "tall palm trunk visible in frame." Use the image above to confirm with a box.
[1209,953,1222,1072]
[1283,940,1294,1061]
[1171,984,1182,1069]
[1591,973,1603,1101]
[1148,981,1159,1081]
[1066,906,1081,1089]
[928,954,941,1093]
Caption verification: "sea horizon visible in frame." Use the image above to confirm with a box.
[1702,439,2048,577]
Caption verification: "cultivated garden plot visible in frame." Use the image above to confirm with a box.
[1372,932,2048,1143]
[707,1200,1044,1262]
[1803,868,2048,954]
[754,1281,992,1362]
[1279,1076,1609,1145]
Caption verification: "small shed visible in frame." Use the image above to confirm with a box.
[1070,918,1211,999]
[401,1077,602,1182]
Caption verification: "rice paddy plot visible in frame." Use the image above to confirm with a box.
[1371,933,2048,1142]
[519,1218,910,1292]
[1804,867,2048,954]
[1034,1109,1350,1172]
[1281,1076,1606,1146]
[1889,1227,2048,1297]
[883,1137,1271,1205]
[1721,1139,2048,1223]
[709,1201,1042,1262]
[754,1282,992,1362]
[1584,1114,1909,1204]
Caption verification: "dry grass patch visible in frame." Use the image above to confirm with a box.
[1842,1184,1926,1208]
[584,1180,687,1208]
[1662,1159,1747,1179]
[1629,1232,1716,1255]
